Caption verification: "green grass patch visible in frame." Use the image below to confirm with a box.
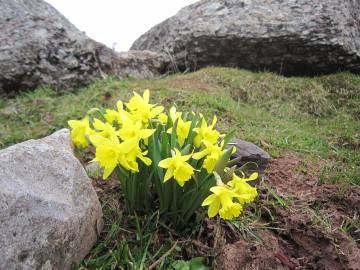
[1,67,359,268]
[1,67,359,186]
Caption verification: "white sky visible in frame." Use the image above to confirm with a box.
[45,0,198,52]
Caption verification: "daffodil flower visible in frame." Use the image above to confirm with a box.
[228,173,258,204]
[122,140,152,171]
[202,185,243,220]
[104,100,132,125]
[126,89,164,125]
[169,106,182,122]
[167,117,191,147]
[118,118,155,142]
[68,117,92,148]
[157,112,168,124]
[92,118,118,142]
[89,135,152,178]
[193,115,220,148]
[158,149,195,187]
[192,140,226,173]
[89,135,125,179]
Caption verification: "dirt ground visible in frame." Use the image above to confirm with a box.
[91,152,360,269]
[215,153,360,270]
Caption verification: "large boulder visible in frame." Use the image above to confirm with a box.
[0,129,103,269]
[131,0,360,76]
[0,0,170,95]
[116,50,171,79]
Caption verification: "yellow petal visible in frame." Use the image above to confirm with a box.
[208,198,220,218]
[158,158,172,168]
[103,165,115,179]
[247,172,258,181]
[149,106,164,118]
[192,149,208,160]
[89,135,109,147]
[140,129,155,139]
[93,118,105,130]
[67,120,79,129]
[116,100,123,111]
[164,167,174,182]
[211,115,217,127]
[138,155,152,166]
[143,89,150,103]
[202,194,217,206]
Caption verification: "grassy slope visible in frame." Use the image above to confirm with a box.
[1,67,359,268]
[1,67,359,185]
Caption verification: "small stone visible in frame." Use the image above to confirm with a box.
[227,138,271,174]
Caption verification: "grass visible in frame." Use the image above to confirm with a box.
[1,67,359,185]
[1,67,359,268]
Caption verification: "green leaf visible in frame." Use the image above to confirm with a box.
[172,257,209,270]
[222,129,235,146]
[214,147,233,178]
[235,162,259,175]
[170,119,179,149]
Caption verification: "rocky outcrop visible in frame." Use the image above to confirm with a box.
[131,0,360,76]
[0,0,170,95]
[0,129,103,269]
[116,50,171,79]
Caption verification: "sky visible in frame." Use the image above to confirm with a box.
[45,0,198,52]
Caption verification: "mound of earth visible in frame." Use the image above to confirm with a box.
[131,0,360,76]
[214,153,360,270]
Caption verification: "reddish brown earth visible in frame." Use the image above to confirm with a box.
[90,152,359,269]
[215,153,360,270]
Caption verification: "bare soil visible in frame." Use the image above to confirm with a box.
[90,152,360,269]
[215,153,360,270]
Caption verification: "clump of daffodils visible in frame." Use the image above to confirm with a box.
[68,90,258,224]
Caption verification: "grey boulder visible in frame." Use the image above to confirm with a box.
[131,0,360,76]
[115,50,171,79]
[0,129,103,270]
[0,0,170,95]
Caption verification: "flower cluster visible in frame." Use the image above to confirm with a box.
[68,90,258,223]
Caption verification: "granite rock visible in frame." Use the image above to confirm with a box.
[0,129,103,269]
[0,0,170,95]
[131,0,360,76]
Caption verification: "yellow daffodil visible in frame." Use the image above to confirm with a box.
[169,106,182,122]
[167,117,191,147]
[193,115,220,148]
[118,118,155,142]
[89,135,124,179]
[158,149,195,187]
[157,112,168,124]
[89,135,151,178]
[104,100,132,125]
[202,185,243,220]
[126,89,164,125]
[92,118,118,142]
[68,117,92,148]
[122,140,152,171]
[228,173,258,204]
[192,140,226,173]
